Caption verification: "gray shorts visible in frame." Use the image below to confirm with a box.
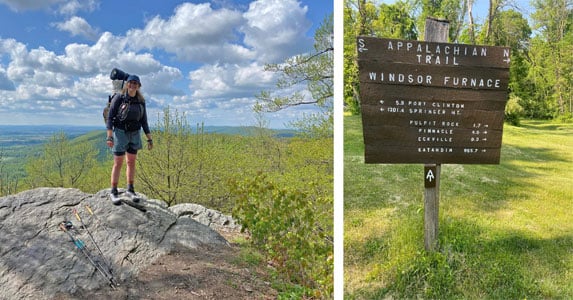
[112,128,142,155]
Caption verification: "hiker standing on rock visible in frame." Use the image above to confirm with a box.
[105,74,153,205]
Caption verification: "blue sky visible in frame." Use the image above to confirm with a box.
[0,0,332,128]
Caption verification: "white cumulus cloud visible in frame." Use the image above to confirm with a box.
[54,16,100,41]
[0,67,15,91]
[188,62,274,99]
[242,0,312,63]
[127,2,249,63]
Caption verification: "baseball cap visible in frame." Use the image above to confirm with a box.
[126,74,141,86]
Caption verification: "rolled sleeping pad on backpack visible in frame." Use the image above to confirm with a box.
[110,68,129,81]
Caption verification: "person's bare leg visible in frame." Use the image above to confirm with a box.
[126,152,137,188]
[111,154,125,189]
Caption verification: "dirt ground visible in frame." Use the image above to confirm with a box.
[56,234,278,300]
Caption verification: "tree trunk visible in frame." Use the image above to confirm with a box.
[467,0,475,44]
[358,0,369,35]
[485,0,494,43]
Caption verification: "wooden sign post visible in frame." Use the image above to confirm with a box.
[357,18,511,251]
[424,18,447,252]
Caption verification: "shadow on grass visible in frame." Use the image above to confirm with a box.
[518,122,573,132]
[352,217,573,299]
[445,142,570,213]
[345,138,569,214]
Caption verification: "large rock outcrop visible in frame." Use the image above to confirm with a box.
[0,188,238,299]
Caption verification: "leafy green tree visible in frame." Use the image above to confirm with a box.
[489,10,531,49]
[25,131,97,189]
[343,0,366,115]
[230,132,333,297]
[288,113,333,139]
[505,94,525,125]
[476,0,507,44]
[255,14,333,138]
[529,0,573,116]
[372,2,418,39]
[344,0,418,115]
[137,107,258,210]
[416,0,466,41]
[136,107,196,206]
[0,149,20,196]
[487,9,532,123]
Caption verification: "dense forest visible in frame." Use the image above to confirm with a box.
[344,0,573,124]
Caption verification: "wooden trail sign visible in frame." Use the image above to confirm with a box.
[357,36,510,164]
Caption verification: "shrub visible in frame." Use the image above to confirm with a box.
[231,173,333,298]
[505,94,524,126]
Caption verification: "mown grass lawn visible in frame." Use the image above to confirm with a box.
[344,115,573,299]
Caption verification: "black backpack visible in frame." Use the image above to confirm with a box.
[114,94,145,131]
[103,94,115,124]
[117,95,144,123]
[103,68,130,124]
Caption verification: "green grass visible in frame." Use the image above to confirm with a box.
[344,115,573,299]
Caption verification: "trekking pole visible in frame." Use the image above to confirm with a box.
[59,221,117,288]
[85,204,118,246]
[85,204,114,235]
[73,208,114,274]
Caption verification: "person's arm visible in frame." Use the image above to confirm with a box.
[145,132,153,150]
[141,103,153,150]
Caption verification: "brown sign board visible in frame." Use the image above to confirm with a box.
[357,36,511,68]
[357,36,510,164]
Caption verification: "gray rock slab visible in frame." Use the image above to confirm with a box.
[169,203,242,232]
[0,188,230,299]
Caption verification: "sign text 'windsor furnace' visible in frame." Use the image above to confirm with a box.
[357,36,510,164]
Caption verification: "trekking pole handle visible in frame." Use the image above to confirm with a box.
[73,208,81,222]
[85,205,94,215]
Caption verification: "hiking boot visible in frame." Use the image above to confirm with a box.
[126,188,140,202]
[110,188,121,205]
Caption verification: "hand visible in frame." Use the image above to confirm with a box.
[147,139,153,150]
